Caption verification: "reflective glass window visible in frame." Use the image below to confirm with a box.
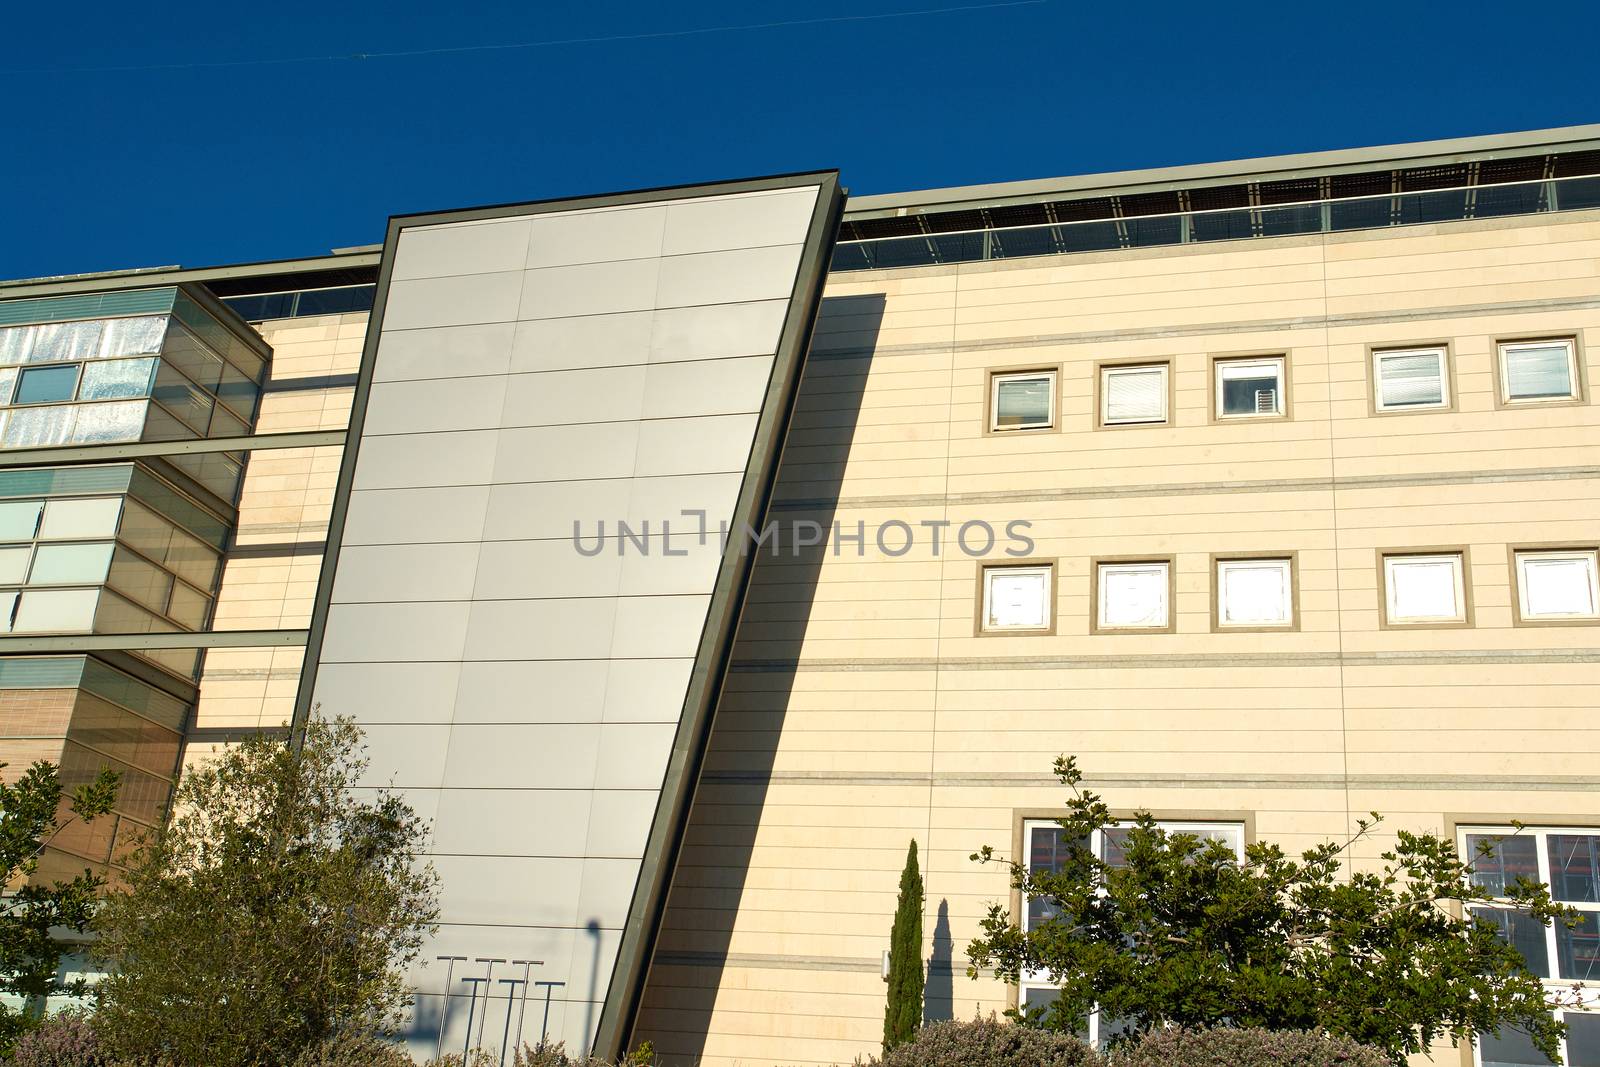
[97,317,166,358]
[40,497,123,540]
[0,501,43,541]
[29,542,114,584]
[71,400,148,444]
[12,588,100,632]
[79,358,156,401]
[14,365,80,405]
[4,405,76,447]
[28,321,101,363]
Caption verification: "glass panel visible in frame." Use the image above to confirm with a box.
[1470,906,1551,978]
[1470,833,1540,895]
[1568,1013,1600,1067]
[79,358,156,400]
[157,326,224,391]
[151,365,214,434]
[29,542,114,584]
[115,500,174,564]
[1476,1025,1555,1067]
[1386,555,1462,621]
[97,316,167,358]
[71,400,149,444]
[14,365,81,404]
[1104,367,1166,423]
[139,400,198,443]
[215,359,261,420]
[1376,350,1446,408]
[993,375,1053,429]
[12,588,101,632]
[1557,913,1600,981]
[28,321,102,363]
[985,568,1049,629]
[1218,560,1292,625]
[163,527,220,592]
[106,547,173,614]
[0,590,14,631]
[1099,563,1168,627]
[0,367,17,404]
[1518,553,1600,619]
[0,326,33,365]
[1027,824,1076,929]
[165,581,209,629]
[0,500,42,541]
[1548,835,1600,903]
[40,497,122,539]
[1218,359,1283,416]
[136,646,200,680]
[0,546,29,584]
[3,405,76,447]
[93,588,168,635]
[207,404,249,439]
[1503,343,1575,401]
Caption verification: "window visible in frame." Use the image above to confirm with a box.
[1100,363,1168,426]
[1500,339,1580,404]
[1095,559,1171,631]
[1383,552,1467,625]
[1373,346,1449,411]
[1462,826,1600,1067]
[982,564,1052,632]
[78,357,156,401]
[990,370,1056,432]
[27,542,114,585]
[1022,817,1245,1045]
[14,365,81,405]
[1215,557,1293,629]
[1514,549,1600,623]
[1215,357,1285,418]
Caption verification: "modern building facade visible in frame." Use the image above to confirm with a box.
[2,124,1599,1067]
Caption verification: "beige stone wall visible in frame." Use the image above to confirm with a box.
[191,311,366,733]
[635,211,1600,1067]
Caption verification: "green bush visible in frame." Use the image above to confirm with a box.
[1108,1027,1390,1067]
[10,1013,112,1067]
[870,1017,1101,1067]
[292,1030,415,1067]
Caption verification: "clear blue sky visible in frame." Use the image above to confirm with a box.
[4,0,1597,280]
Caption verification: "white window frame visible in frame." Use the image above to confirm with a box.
[1499,338,1580,404]
[1383,552,1467,625]
[1514,548,1600,622]
[1100,363,1169,426]
[981,563,1053,632]
[1096,560,1171,630]
[1372,346,1450,412]
[1215,557,1294,628]
[990,370,1057,432]
[1214,356,1285,419]
[1459,825,1600,1067]
[1021,818,1245,1047]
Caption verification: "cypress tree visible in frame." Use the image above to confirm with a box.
[883,838,925,1052]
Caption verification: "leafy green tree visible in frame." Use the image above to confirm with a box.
[967,756,1576,1065]
[93,715,439,1067]
[884,839,925,1052]
[0,760,117,1052]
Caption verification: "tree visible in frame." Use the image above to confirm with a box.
[93,715,439,1067]
[884,839,925,1052]
[966,756,1577,1065]
[0,759,117,1052]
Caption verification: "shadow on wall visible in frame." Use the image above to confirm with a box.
[629,293,885,1064]
[925,899,954,1023]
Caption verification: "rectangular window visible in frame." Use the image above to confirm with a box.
[1514,549,1600,622]
[982,564,1052,632]
[1101,364,1168,426]
[39,498,123,540]
[78,357,156,401]
[28,542,114,585]
[990,371,1056,431]
[27,321,101,363]
[1383,552,1467,625]
[14,364,81,405]
[1215,357,1285,418]
[0,501,43,542]
[11,588,100,633]
[1096,560,1171,630]
[1500,339,1579,404]
[1462,826,1600,1067]
[1216,558,1293,628]
[1373,346,1449,411]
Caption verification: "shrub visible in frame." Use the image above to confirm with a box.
[10,1013,111,1067]
[292,1029,416,1067]
[871,1017,1101,1067]
[1109,1027,1390,1067]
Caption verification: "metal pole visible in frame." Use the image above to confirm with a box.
[510,959,543,1056]
[498,979,525,1067]
[535,981,566,1051]
[435,956,468,1063]
[475,958,507,1054]
[461,977,488,1062]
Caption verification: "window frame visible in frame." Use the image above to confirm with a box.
[12,362,84,407]
[976,559,1057,636]
[986,366,1060,435]
[1379,548,1473,629]
[1369,344,1453,414]
[1210,354,1288,421]
[1095,359,1172,429]
[1509,545,1600,627]
[1091,555,1177,634]
[1495,336,1583,407]
[1210,553,1298,632]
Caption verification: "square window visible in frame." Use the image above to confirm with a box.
[13,365,81,405]
[1216,558,1293,628]
[982,564,1051,632]
[1516,550,1600,621]
[1096,560,1170,630]
[990,371,1056,431]
[1500,340,1579,403]
[1373,347,1449,411]
[1215,357,1285,418]
[1101,364,1168,426]
[1384,552,1466,624]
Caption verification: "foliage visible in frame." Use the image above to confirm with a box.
[290,1029,416,1067]
[10,1011,113,1067]
[0,760,118,1052]
[884,840,925,1052]
[871,1016,1100,1067]
[967,756,1576,1064]
[1108,1027,1390,1067]
[92,716,439,1067]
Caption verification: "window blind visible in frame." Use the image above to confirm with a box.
[1099,563,1168,627]
[994,376,1053,428]
[1504,343,1575,400]
[1104,367,1166,423]
[1519,552,1599,618]
[1377,351,1445,408]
